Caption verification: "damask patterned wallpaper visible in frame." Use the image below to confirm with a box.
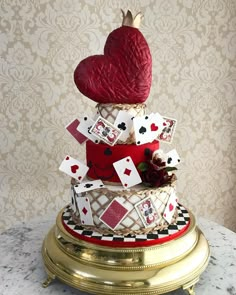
[0,0,236,232]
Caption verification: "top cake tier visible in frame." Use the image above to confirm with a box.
[74,11,152,104]
[96,102,145,144]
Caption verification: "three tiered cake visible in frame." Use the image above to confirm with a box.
[42,10,210,295]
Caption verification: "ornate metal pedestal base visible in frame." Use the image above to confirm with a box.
[42,208,210,294]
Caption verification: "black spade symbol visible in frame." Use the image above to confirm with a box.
[104,148,112,156]
[167,157,172,164]
[118,122,126,131]
[88,126,92,134]
[144,148,152,157]
[139,126,146,134]
[84,183,93,188]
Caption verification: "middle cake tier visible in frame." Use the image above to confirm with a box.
[86,140,159,184]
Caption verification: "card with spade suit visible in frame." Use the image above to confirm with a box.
[74,179,105,194]
[165,149,181,167]
[113,156,142,188]
[158,117,177,144]
[59,155,89,182]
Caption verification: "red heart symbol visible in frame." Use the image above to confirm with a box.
[66,156,70,160]
[169,203,174,212]
[74,26,152,104]
[150,123,158,131]
[71,165,79,174]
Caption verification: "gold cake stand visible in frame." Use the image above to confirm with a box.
[42,208,210,295]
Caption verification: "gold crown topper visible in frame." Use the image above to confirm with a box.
[121,9,143,29]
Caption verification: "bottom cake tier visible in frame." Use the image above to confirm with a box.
[42,204,210,295]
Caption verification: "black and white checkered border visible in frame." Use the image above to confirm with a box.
[62,204,190,242]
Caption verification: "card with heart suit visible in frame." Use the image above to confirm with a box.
[114,110,134,142]
[113,156,142,188]
[133,113,164,145]
[158,117,177,144]
[148,112,165,141]
[76,196,94,226]
[99,198,129,230]
[135,196,160,227]
[59,155,89,182]
[65,118,87,144]
[90,116,122,146]
[165,149,181,167]
[74,179,105,194]
[77,116,99,143]
[163,192,178,224]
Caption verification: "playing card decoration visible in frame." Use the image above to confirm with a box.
[133,113,165,145]
[99,198,129,230]
[74,10,152,104]
[90,116,122,146]
[158,117,177,144]
[114,110,134,142]
[66,118,87,144]
[59,155,89,182]
[165,149,181,167]
[135,197,160,227]
[163,192,178,224]
[74,180,105,194]
[70,186,77,212]
[113,156,142,188]
[76,196,94,226]
[77,116,99,143]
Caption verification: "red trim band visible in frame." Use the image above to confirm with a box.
[62,218,190,248]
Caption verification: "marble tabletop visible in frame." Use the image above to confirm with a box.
[0,213,235,295]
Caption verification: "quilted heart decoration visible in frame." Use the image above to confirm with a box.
[74,10,152,104]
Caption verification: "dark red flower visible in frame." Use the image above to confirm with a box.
[141,163,174,188]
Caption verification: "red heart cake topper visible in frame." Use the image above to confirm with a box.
[74,10,152,104]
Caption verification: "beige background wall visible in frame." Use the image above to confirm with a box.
[0,0,236,232]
